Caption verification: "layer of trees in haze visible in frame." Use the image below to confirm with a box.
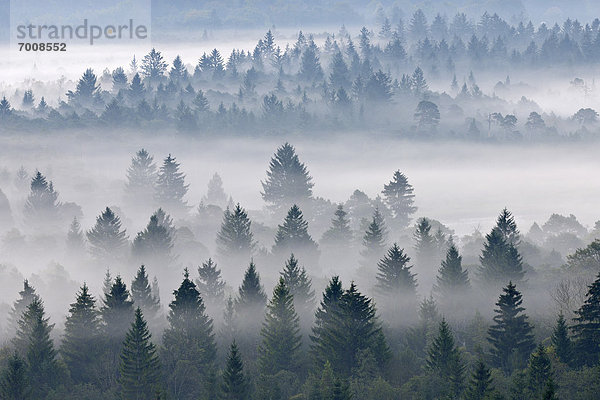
[3,11,600,139]
[0,142,599,399]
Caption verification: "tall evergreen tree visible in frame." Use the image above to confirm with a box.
[196,258,226,318]
[221,341,250,400]
[571,271,600,366]
[261,143,314,213]
[273,204,318,256]
[414,217,438,270]
[125,149,157,204]
[375,243,417,296]
[131,265,161,321]
[281,254,315,317]
[552,313,573,365]
[434,244,470,298]
[119,308,161,400]
[236,261,268,311]
[0,353,30,400]
[216,203,256,262]
[154,154,189,215]
[361,208,388,267]
[66,216,85,254]
[464,360,494,400]
[203,173,228,207]
[495,207,520,245]
[488,282,535,373]
[132,212,174,267]
[527,344,552,399]
[426,318,465,397]
[321,204,353,246]
[87,207,129,262]
[382,170,417,229]
[8,280,40,336]
[23,171,60,228]
[259,278,302,375]
[163,269,216,400]
[61,284,102,384]
[102,275,135,338]
[478,227,525,287]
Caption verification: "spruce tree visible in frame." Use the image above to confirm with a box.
[103,268,113,296]
[414,217,437,272]
[259,278,302,375]
[163,269,216,399]
[272,204,318,256]
[321,204,353,246]
[375,243,417,296]
[196,258,226,318]
[132,212,174,267]
[203,173,228,207]
[87,207,129,262]
[8,280,39,336]
[236,261,268,311]
[222,341,250,400]
[426,318,464,397]
[216,203,256,262]
[361,208,388,267]
[131,265,161,321]
[478,227,525,287]
[154,154,189,215]
[311,276,344,369]
[382,170,417,229]
[434,244,470,298]
[261,143,314,213]
[552,313,573,365]
[464,360,493,400]
[571,271,600,366]
[527,344,552,399]
[234,262,268,358]
[23,171,60,228]
[488,282,535,373]
[281,254,315,317]
[125,148,157,204]
[102,275,135,339]
[0,353,30,400]
[66,216,85,254]
[119,308,161,400]
[495,208,520,245]
[61,284,102,384]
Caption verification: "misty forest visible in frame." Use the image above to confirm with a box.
[1,5,600,400]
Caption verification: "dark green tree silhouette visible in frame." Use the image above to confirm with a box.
[196,258,226,317]
[527,344,552,399]
[273,204,318,255]
[132,213,174,267]
[86,207,128,262]
[382,170,417,229]
[571,271,600,366]
[434,244,470,298]
[375,243,417,296]
[495,208,520,245]
[131,265,161,321]
[0,353,30,400]
[221,341,250,400]
[216,203,256,262]
[478,227,525,287]
[552,313,573,365]
[281,254,315,317]
[8,280,39,336]
[464,360,494,400]
[426,318,465,397]
[102,275,135,338]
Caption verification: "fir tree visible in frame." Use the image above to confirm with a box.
[154,154,189,215]
[222,341,250,400]
[426,318,464,397]
[61,284,102,384]
[552,313,573,365]
[434,244,470,298]
[0,353,30,400]
[495,208,520,245]
[66,216,85,254]
[375,243,417,296]
[571,271,600,366]
[125,149,157,204]
[103,268,113,296]
[216,203,256,262]
[132,213,174,267]
[488,282,535,373]
[281,254,315,317]
[464,360,494,400]
[131,265,161,321]
[87,207,129,262]
[478,227,525,287]
[527,344,552,399]
[329,51,350,88]
[23,171,60,228]
[414,217,438,274]
[273,204,318,255]
[321,204,353,246]
[259,278,302,375]
[119,308,161,400]
[102,275,135,338]
[163,269,216,400]
[196,258,226,317]
[8,280,40,336]
[311,276,345,369]
[261,143,314,213]
[361,208,388,267]
[382,170,417,229]
[203,173,228,207]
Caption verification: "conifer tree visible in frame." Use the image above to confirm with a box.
[103,268,113,296]
[221,296,238,351]
[132,213,174,267]
[119,308,161,400]
[0,353,30,400]
[552,313,573,365]
[203,173,228,207]
[154,154,189,215]
[259,278,302,375]
[321,204,353,246]
[125,148,157,203]
[273,204,318,256]
[163,269,216,399]
[23,171,60,228]
[61,284,102,384]
[8,280,39,336]
[464,360,494,400]
[426,318,464,397]
[196,258,226,317]
[488,282,535,373]
[311,276,344,368]
[495,208,520,245]
[216,203,256,262]
[236,261,268,312]
[382,170,417,229]
[571,271,600,366]
[66,216,85,254]
[542,378,558,400]
[434,244,470,298]
[281,254,315,319]
[527,344,552,399]
[375,243,417,296]
[87,207,129,262]
[414,218,438,277]
[131,265,161,321]
[102,275,135,339]
[478,227,525,287]
[261,143,314,213]
[222,341,250,400]
[361,208,388,267]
